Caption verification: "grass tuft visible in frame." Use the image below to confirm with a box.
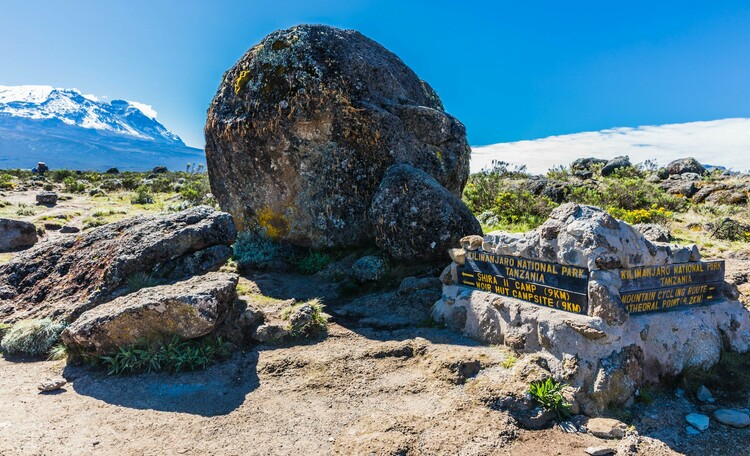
[0,319,67,356]
[528,377,572,421]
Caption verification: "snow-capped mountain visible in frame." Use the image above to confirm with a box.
[0,85,204,171]
[471,118,750,175]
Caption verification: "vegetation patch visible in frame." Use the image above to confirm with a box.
[280,298,328,338]
[126,272,159,292]
[233,229,282,269]
[0,319,67,357]
[295,250,331,274]
[98,335,232,375]
[528,377,572,421]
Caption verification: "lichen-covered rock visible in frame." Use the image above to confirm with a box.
[61,272,238,355]
[665,157,707,176]
[351,255,386,282]
[35,191,58,206]
[633,223,670,242]
[0,219,37,252]
[600,156,631,177]
[370,164,481,261]
[205,24,471,249]
[0,206,236,324]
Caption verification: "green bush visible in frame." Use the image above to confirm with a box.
[233,229,281,269]
[152,177,173,193]
[180,174,212,206]
[49,169,76,183]
[528,377,572,421]
[295,251,331,274]
[130,185,154,204]
[99,335,232,375]
[63,176,87,193]
[0,319,67,356]
[568,169,685,212]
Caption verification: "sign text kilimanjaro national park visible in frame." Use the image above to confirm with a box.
[617,260,725,314]
[458,250,726,316]
[458,251,589,315]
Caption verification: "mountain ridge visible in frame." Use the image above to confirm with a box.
[0,85,204,171]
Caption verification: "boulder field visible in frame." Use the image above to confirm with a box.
[205,24,478,260]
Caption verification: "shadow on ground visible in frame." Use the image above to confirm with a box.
[63,351,260,417]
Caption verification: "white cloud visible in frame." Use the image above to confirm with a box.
[126,101,158,119]
[471,118,750,174]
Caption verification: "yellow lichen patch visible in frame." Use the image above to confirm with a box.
[258,207,290,239]
[436,150,443,161]
[234,70,251,95]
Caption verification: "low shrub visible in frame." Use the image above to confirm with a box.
[233,229,281,269]
[82,217,107,229]
[0,319,67,356]
[528,377,572,421]
[295,251,331,274]
[130,185,154,204]
[99,335,232,375]
[608,205,673,225]
[280,298,328,338]
[63,176,87,193]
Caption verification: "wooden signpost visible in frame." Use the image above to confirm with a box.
[458,251,589,315]
[618,260,725,314]
[458,249,726,316]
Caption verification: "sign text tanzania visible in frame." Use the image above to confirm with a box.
[459,251,589,315]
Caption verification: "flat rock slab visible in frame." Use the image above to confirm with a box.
[0,218,37,252]
[62,272,238,355]
[586,417,627,439]
[0,206,236,324]
[714,409,750,428]
[686,413,709,431]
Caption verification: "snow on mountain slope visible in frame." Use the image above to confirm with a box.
[0,85,182,144]
[0,85,204,171]
[471,118,750,174]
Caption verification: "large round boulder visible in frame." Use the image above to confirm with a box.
[665,157,707,176]
[370,164,482,261]
[205,25,471,249]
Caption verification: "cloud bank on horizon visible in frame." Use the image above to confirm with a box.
[471,118,750,175]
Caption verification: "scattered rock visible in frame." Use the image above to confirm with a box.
[633,223,670,243]
[713,409,750,428]
[571,157,607,172]
[351,255,386,282]
[152,166,168,174]
[205,24,471,249]
[59,225,80,234]
[696,385,714,403]
[665,157,706,176]
[584,446,616,456]
[397,276,441,295]
[43,222,63,231]
[600,156,631,177]
[252,323,291,343]
[38,378,67,392]
[685,413,709,431]
[35,191,58,206]
[460,235,484,251]
[370,164,481,261]
[61,272,239,355]
[586,417,628,439]
[0,219,38,252]
[0,206,236,323]
[685,426,700,435]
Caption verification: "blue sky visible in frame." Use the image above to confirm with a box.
[1,1,748,148]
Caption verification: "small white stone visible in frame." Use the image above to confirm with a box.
[696,385,714,403]
[686,426,700,435]
[585,446,615,456]
[685,413,709,431]
[714,409,750,428]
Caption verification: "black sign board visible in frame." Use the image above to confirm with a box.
[459,251,589,315]
[464,251,589,294]
[618,260,725,314]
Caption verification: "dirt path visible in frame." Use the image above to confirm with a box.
[0,321,685,456]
